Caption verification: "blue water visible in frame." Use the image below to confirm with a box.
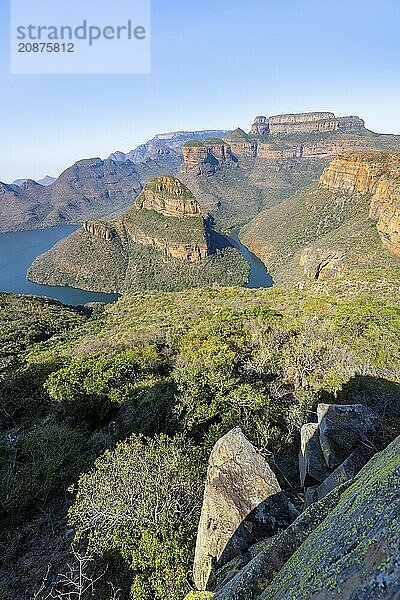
[0,226,119,306]
[229,231,273,288]
[0,225,272,307]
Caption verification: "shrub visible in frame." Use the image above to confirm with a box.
[69,434,204,600]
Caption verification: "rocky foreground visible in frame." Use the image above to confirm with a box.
[187,404,400,599]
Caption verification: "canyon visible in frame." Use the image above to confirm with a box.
[27,176,248,293]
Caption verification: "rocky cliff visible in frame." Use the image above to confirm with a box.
[321,152,400,257]
[181,140,233,176]
[250,111,366,138]
[135,175,202,217]
[27,176,249,293]
[187,425,400,600]
[242,151,400,284]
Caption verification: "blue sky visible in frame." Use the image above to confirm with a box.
[1,0,399,182]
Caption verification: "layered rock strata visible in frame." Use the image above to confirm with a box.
[321,152,400,256]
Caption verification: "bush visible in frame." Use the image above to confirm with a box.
[44,346,167,429]
[0,425,87,523]
[69,434,204,600]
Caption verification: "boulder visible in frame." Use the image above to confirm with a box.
[193,427,284,591]
[317,403,378,467]
[310,445,372,504]
[299,422,331,486]
[213,482,350,599]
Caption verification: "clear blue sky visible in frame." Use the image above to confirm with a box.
[1,0,399,182]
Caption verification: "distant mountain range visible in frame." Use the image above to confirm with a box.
[2,112,400,235]
[13,175,56,187]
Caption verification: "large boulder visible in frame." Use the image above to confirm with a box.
[193,427,284,591]
[214,435,400,599]
[299,422,331,486]
[317,403,378,468]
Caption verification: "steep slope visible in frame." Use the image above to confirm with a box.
[0,158,143,233]
[242,151,400,284]
[27,176,248,293]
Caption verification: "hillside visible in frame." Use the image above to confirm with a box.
[242,151,400,285]
[1,272,399,599]
[27,176,249,293]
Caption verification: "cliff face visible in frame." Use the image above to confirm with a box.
[84,220,115,241]
[242,151,400,285]
[181,140,233,175]
[250,112,366,138]
[321,152,400,257]
[268,112,339,135]
[223,129,257,159]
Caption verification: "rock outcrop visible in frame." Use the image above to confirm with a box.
[299,247,346,279]
[250,116,270,136]
[250,112,366,138]
[209,435,400,599]
[84,220,114,241]
[181,140,232,176]
[193,427,287,591]
[223,129,257,159]
[135,175,202,217]
[268,112,339,135]
[321,152,400,256]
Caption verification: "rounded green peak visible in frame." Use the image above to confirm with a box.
[203,137,225,145]
[143,175,195,199]
[224,128,250,141]
[183,139,206,148]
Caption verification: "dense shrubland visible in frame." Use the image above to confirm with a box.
[0,282,399,599]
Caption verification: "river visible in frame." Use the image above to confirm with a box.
[0,226,272,306]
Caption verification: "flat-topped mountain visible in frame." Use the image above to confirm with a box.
[250,111,366,136]
[242,151,400,285]
[109,130,229,164]
[3,113,400,234]
[27,176,248,293]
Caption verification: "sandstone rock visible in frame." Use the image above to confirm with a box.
[250,116,270,136]
[181,139,232,176]
[257,436,400,599]
[213,482,350,599]
[224,129,257,159]
[193,427,283,591]
[135,175,202,217]
[299,247,346,280]
[337,115,366,132]
[268,112,339,135]
[299,423,331,486]
[317,403,378,465]
[84,220,114,241]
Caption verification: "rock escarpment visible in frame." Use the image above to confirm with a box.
[250,111,366,138]
[135,175,202,217]
[299,247,346,280]
[321,152,400,257]
[242,150,400,284]
[181,140,233,176]
[27,176,249,293]
[83,220,115,241]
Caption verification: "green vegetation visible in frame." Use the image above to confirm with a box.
[242,181,400,284]
[1,279,399,598]
[183,140,206,148]
[124,207,206,245]
[203,138,225,145]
